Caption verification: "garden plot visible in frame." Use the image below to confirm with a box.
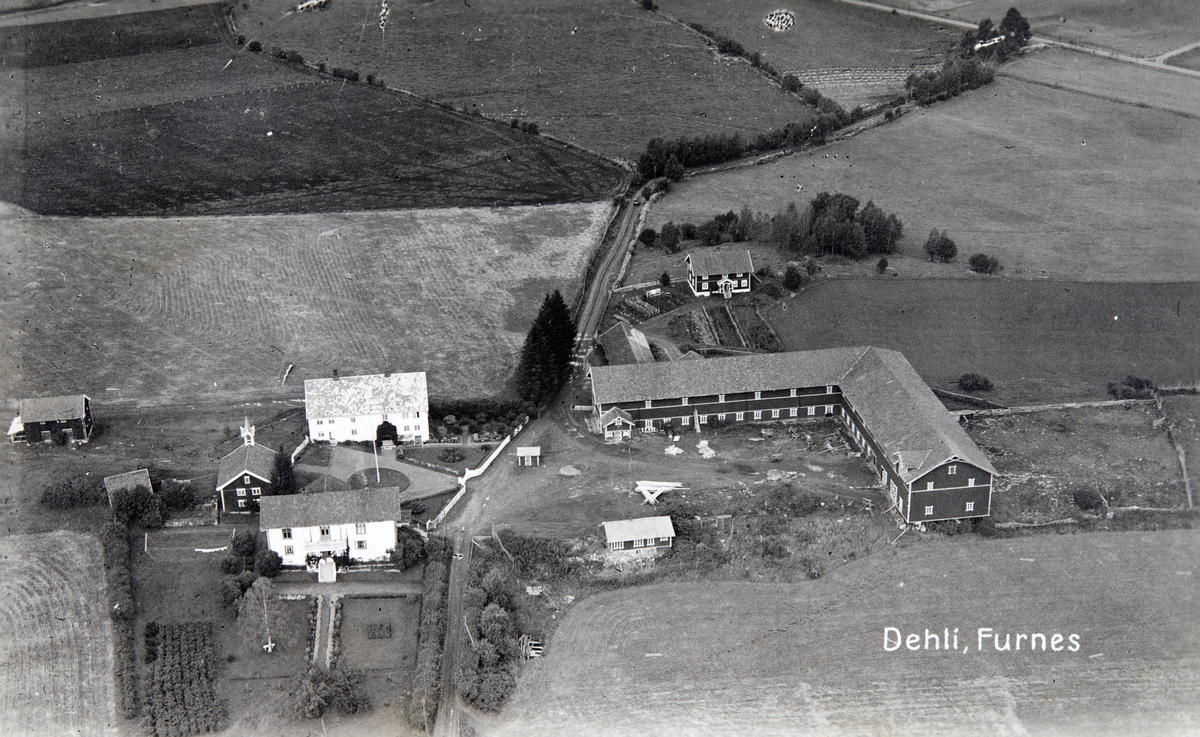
[339,595,422,671]
[0,532,116,737]
[0,201,611,405]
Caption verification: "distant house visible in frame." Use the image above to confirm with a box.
[7,395,93,444]
[259,487,408,569]
[600,516,675,552]
[597,322,655,365]
[516,446,541,467]
[684,249,754,299]
[103,469,152,507]
[599,407,635,441]
[216,420,276,515]
[587,347,997,524]
[305,372,429,444]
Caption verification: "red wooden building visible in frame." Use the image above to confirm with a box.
[588,347,996,523]
[7,395,94,445]
[684,249,754,299]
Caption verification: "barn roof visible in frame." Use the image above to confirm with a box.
[589,347,996,483]
[305,372,427,418]
[597,322,655,365]
[601,516,675,544]
[216,442,277,490]
[103,469,152,495]
[686,249,754,277]
[19,395,89,422]
[259,487,404,529]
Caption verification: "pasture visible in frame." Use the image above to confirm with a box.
[766,279,1200,406]
[0,532,117,737]
[646,75,1200,282]
[0,201,611,405]
[490,530,1200,736]
[655,0,952,107]
[232,0,817,161]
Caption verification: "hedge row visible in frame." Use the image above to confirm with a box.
[144,622,225,737]
[406,538,452,731]
[100,521,139,718]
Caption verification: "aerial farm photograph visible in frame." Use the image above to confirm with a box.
[0,0,1197,734]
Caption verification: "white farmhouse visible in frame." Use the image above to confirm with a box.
[259,487,408,568]
[305,372,429,443]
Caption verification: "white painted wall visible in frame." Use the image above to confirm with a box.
[266,520,397,567]
[308,411,429,444]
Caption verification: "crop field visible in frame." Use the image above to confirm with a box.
[489,530,1200,736]
[765,279,1200,406]
[875,0,1199,58]
[654,0,952,107]
[0,532,117,737]
[647,75,1200,282]
[0,201,610,405]
[232,0,817,161]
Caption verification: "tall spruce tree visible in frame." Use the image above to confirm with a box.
[271,446,298,496]
[515,290,576,405]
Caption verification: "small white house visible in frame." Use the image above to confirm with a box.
[259,487,406,569]
[600,516,675,552]
[305,372,429,444]
[516,446,541,467]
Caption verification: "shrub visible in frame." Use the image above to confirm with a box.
[221,555,247,575]
[254,549,283,577]
[923,228,957,262]
[247,40,262,53]
[110,484,163,528]
[1108,375,1156,400]
[957,373,993,392]
[968,253,1001,274]
[637,228,657,246]
[40,477,104,509]
[876,256,888,274]
[159,479,195,512]
[781,74,803,93]
[232,529,257,558]
[1073,488,1106,513]
[439,448,466,464]
[640,0,657,9]
[783,264,803,290]
[391,526,427,570]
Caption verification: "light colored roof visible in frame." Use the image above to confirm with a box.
[104,469,152,495]
[6,416,22,436]
[217,442,277,490]
[590,347,996,483]
[305,372,428,419]
[516,446,541,457]
[599,407,634,427]
[260,487,404,529]
[19,395,89,422]
[601,516,676,543]
[686,249,753,277]
[598,322,655,365]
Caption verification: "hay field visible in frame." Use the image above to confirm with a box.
[654,0,952,107]
[232,0,817,161]
[766,280,1200,406]
[489,530,1200,737]
[646,75,1200,282]
[0,201,612,405]
[0,532,117,737]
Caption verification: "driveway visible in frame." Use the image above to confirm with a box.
[296,446,459,502]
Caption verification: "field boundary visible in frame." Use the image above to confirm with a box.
[958,398,1157,418]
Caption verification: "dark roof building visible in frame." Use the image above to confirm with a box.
[597,321,655,365]
[8,394,94,444]
[684,249,754,298]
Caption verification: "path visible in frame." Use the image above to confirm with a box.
[432,527,471,737]
[574,186,653,350]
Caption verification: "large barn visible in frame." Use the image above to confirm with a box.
[587,347,996,524]
[305,372,429,444]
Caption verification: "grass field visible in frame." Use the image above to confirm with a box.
[0,532,117,737]
[646,75,1200,282]
[488,529,1200,736]
[232,0,818,162]
[340,595,421,671]
[654,0,952,107]
[765,279,1200,405]
[0,201,611,405]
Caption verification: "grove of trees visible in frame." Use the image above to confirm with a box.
[770,193,903,259]
[924,229,958,262]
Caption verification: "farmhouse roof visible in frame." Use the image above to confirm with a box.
[599,407,634,427]
[216,443,277,490]
[589,347,996,482]
[305,372,428,418]
[516,446,541,457]
[686,249,754,277]
[259,487,404,529]
[103,469,152,496]
[19,395,89,422]
[598,322,655,365]
[601,516,675,544]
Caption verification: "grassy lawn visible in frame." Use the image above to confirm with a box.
[339,595,422,671]
[487,529,1200,736]
[646,75,1200,282]
[764,279,1200,406]
[233,0,818,162]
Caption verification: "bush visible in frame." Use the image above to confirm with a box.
[968,253,1001,274]
[781,73,803,93]
[1108,375,1156,400]
[640,0,657,10]
[439,448,466,464]
[254,549,283,577]
[391,526,427,570]
[957,373,993,392]
[876,256,889,274]
[247,40,262,53]
[637,228,657,246]
[221,555,247,575]
[923,228,957,262]
[232,529,257,558]
[40,477,104,509]
[159,479,195,512]
[110,484,163,528]
[783,264,803,290]
[1073,488,1106,513]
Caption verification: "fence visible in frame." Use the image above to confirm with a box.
[428,420,527,529]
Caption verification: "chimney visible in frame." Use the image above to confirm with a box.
[333,368,339,381]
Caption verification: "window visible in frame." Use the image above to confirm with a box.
[924,505,934,516]
[826,405,835,416]
[282,528,292,539]
[681,397,688,405]
[645,400,653,409]
[735,412,744,421]
[681,416,690,426]
[633,539,644,548]
[251,487,261,496]
[236,488,247,497]
[284,546,294,555]
[316,420,323,425]
[808,406,817,416]
[968,478,976,487]
[237,499,247,508]
[754,391,762,400]
[789,388,797,397]
[753,410,762,420]
[718,394,725,402]
[644,420,653,430]
[965,502,976,512]
[771,409,780,419]
[698,415,707,424]
[404,426,410,432]
[790,408,798,417]
[948,465,958,475]
[319,526,330,539]
[350,417,355,423]
[356,540,367,549]
[351,429,357,436]
[826,385,833,394]
[718,414,726,421]
[244,475,250,484]
[355,523,366,534]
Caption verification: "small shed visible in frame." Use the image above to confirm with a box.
[516,446,541,467]
[103,469,152,507]
[600,407,635,441]
[600,516,675,552]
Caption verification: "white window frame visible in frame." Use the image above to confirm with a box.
[319,525,331,539]
[718,414,726,421]
[754,391,762,400]
[924,505,934,516]
[282,528,292,539]
[698,414,707,424]
[948,465,958,475]
[243,475,250,485]
[237,499,247,508]
[965,502,976,512]
[968,478,976,487]
[753,410,762,420]
[284,545,294,555]
[251,487,261,496]
[355,523,366,534]
[771,409,780,419]
[926,481,935,490]
[807,406,817,416]
[790,408,798,417]
[681,416,690,426]
[735,412,744,421]
[356,540,368,550]
[236,488,247,497]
